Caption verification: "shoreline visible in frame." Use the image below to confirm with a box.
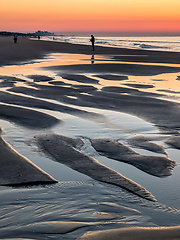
[1,36,180,67]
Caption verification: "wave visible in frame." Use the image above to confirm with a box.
[138,44,169,50]
[42,36,180,52]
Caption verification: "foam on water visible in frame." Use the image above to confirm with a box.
[43,35,180,52]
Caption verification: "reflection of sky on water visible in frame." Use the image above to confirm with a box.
[0,52,180,222]
[1,100,180,209]
[1,52,180,102]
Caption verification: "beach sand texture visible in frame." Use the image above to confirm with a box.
[0,36,180,239]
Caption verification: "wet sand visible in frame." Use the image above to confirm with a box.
[0,127,57,186]
[1,35,180,66]
[78,226,180,240]
[0,36,180,239]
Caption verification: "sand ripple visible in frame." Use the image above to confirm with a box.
[78,226,180,240]
[91,138,176,177]
[36,133,156,201]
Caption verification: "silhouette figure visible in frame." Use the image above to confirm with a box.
[90,35,95,51]
[14,33,18,43]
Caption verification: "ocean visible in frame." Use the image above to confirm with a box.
[42,35,180,52]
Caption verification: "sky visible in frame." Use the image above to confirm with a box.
[1,0,180,34]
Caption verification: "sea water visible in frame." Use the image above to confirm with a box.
[42,35,180,52]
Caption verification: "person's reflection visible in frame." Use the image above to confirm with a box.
[91,55,94,64]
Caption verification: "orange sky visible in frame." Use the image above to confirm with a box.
[1,0,180,33]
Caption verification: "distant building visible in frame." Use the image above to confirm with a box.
[0,30,55,37]
[35,30,55,36]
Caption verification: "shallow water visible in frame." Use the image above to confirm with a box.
[42,36,180,52]
[0,53,180,239]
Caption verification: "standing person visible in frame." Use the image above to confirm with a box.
[90,35,95,51]
[14,33,18,43]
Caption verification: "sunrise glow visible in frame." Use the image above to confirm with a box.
[1,0,180,34]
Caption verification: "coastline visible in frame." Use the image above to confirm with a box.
[1,36,180,66]
[0,35,180,239]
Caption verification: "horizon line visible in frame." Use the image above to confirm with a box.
[1,30,180,37]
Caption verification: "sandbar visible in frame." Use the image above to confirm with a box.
[78,226,180,240]
[0,127,57,186]
[36,133,156,201]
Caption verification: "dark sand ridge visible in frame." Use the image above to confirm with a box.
[46,62,180,76]
[96,202,141,215]
[78,226,180,240]
[123,83,155,89]
[165,135,180,150]
[12,77,180,132]
[61,74,100,84]
[1,36,180,66]
[3,221,98,235]
[94,74,129,80]
[6,71,180,136]
[26,75,54,82]
[36,133,156,201]
[0,102,60,129]
[157,89,180,94]
[0,221,99,237]
[0,73,98,89]
[8,77,162,99]
[54,85,180,131]
[0,127,57,186]
[0,91,110,125]
[90,138,176,177]
[0,76,26,87]
[127,135,168,155]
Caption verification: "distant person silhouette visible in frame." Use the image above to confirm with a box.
[90,35,95,51]
[38,35,40,40]
[14,33,18,43]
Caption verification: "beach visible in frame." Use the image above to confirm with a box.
[0,36,180,239]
